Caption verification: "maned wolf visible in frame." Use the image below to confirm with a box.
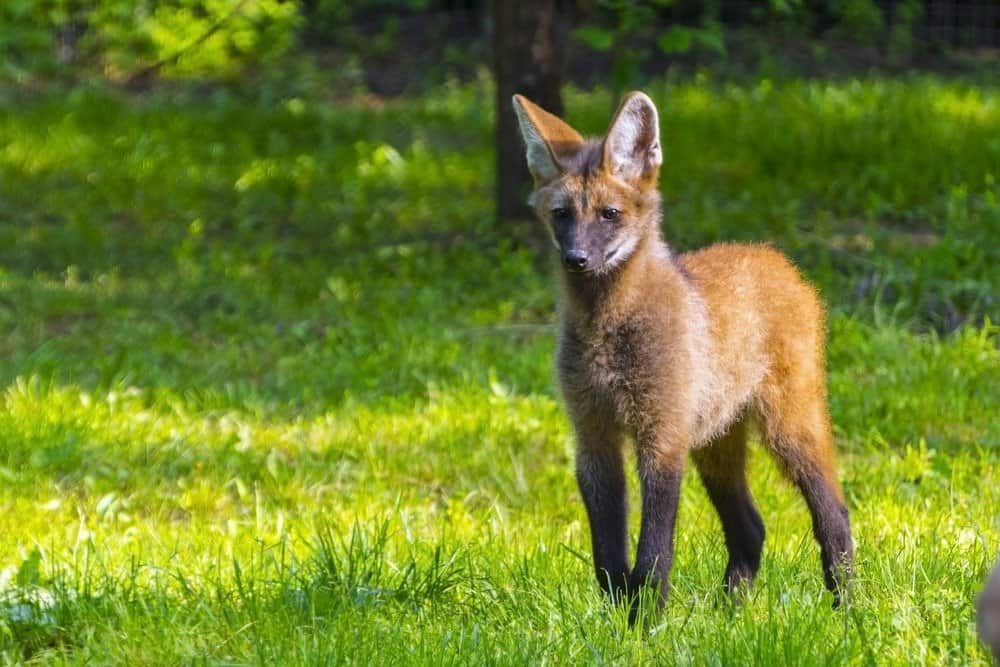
[513,91,854,617]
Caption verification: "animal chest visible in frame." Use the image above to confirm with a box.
[561,321,655,426]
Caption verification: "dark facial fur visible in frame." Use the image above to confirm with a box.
[529,140,662,277]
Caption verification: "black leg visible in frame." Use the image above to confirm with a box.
[700,479,765,593]
[796,472,854,606]
[576,445,630,600]
[758,382,854,607]
[629,457,684,619]
[691,421,765,593]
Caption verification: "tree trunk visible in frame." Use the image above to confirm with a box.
[493,0,569,229]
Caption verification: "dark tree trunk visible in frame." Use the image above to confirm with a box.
[494,0,569,228]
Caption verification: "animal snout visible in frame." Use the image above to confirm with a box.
[563,249,589,272]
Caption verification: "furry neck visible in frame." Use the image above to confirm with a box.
[559,226,673,323]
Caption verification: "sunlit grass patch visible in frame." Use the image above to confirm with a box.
[0,74,998,662]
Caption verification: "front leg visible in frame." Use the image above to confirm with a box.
[630,445,685,615]
[575,430,629,601]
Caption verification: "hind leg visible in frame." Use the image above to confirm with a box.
[692,418,766,593]
[759,385,854,604]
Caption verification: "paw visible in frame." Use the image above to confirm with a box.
[625,570,667,626]
[596,568,630,604]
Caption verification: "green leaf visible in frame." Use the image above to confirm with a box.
[573,25,615,52]
[695,23,726,55]
[15,549,42,587]
[657,26,694,54]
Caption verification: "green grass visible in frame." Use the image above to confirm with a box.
[0,73,998,664]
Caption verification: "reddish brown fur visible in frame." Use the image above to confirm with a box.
[513,92,853,617]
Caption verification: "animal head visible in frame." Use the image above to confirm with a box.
[512,92,663,276]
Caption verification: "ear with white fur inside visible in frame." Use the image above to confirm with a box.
[603,92,662,181]
[511,94,583,184]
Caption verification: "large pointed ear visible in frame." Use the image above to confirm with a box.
[602,91,662,182]
[512,94,583,184]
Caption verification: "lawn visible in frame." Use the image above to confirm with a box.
[0,74,998,664]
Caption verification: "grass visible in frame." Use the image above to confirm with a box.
[0,72,998,664]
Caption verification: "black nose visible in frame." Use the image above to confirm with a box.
[563,249,589,271]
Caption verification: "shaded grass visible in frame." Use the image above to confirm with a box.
[0,74,998,663]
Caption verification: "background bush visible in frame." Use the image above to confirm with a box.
[2,1,997,88]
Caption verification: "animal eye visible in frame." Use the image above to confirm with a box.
[601,207,621,221]
[551,207,571,220]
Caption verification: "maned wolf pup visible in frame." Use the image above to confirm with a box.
[512,91,854,615]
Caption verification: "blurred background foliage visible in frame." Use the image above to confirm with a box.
[1,0,299,81]
[1,1,997,91]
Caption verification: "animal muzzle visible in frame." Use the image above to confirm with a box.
[563,248,590,272]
